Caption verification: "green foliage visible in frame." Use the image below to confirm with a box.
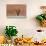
[36,15,44,21]
[5,26,18,38]
[36,14,46,21]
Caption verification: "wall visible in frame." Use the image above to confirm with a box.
[0,0,46,41]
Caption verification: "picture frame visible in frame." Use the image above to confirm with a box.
[7,4,26,18]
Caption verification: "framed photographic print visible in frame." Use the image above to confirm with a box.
[7,4,26,18]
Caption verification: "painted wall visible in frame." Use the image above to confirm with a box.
[0,0,46,41]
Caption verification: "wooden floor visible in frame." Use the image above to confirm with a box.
[14,43,46,46]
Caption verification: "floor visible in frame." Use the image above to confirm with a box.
[14,43,46,46]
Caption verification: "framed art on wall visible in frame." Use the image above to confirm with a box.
[7,4,26,18]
